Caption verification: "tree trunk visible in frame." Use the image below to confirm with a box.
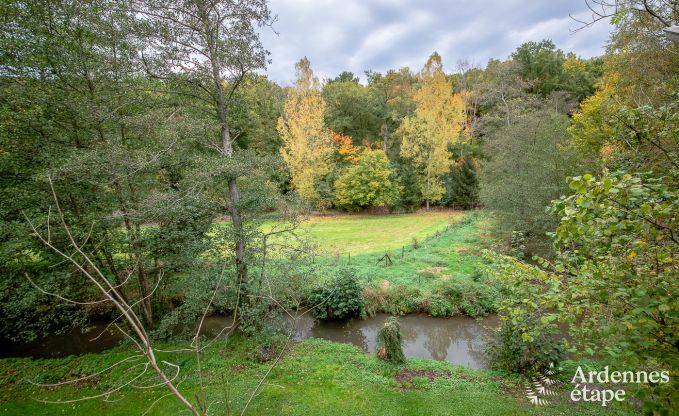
[212,60,249,303]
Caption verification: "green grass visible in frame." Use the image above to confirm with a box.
[306,212,497,317]
[0,211,640,415]
[264,210,459,255]
[0,337,635,416]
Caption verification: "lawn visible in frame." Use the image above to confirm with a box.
[264,210,460,256]
[304,212,498,317]
[0,336,635,416]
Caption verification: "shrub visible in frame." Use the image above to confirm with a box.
[307,268,364,320]
[424,295,456,317]
[376,316,405,364]
[384,285,423,315]
[361,286,387,316]
[486,319,565,374]
[431,279,497,318]
[334,149,401,211]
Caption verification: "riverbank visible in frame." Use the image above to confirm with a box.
[0,335,635,415]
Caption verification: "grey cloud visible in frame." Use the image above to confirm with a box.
[259,0,613,84]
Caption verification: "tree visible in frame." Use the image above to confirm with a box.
[398,53,465,209]
[443,155,479,210]
[391,158,422,212]
[366,67,418,157]
[334,149,400,211]
[133,0,276,307]
[322,80,380,146]
[0,0,281,414]
[511,40,566,96]
[0,0,224,334]
[485,165,679,412]
[278,58,335,207]
[328,71,360,84]
[229,74,285,154]
[479,109,582,254]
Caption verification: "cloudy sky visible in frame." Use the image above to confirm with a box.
[259,0,613,85]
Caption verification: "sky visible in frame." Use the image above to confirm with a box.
[258,0,614,85]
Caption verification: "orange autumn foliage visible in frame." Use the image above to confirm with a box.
[331,132,361,164]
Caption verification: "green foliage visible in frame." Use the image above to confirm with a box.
[322,80,381,145]
[383,285,424,315]
[508,231,527,260]
[376,316,405,364]
[425,294,456,317]
[479,109,583,253]
[481,251,566,374]
[486,319,565,374]
[483,166,678,410]
[308,268,364,320]
[511,40,566,96]
[443,155,479,209]
[510,40,599,101]
[550,170,678,412]
[429,279,496,318]
[334,149,400,211]
[390,158,422,211]
[230,74,285,153]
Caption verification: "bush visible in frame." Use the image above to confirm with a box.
[384,285,423,315]
[376,316,405,364]
[424,295,456,317]
[430,279,497,318]
[307,268,364,320]
[334,149,400,211]
[486,319,565,374]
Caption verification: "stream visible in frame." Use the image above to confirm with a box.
[1,314,499,369]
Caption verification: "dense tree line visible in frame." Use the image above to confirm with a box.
[0,0,606,342]
[1,0,676,411]
[483,2,678,412]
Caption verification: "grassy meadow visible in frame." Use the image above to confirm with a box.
[281,211,460,255]
[300,211,497,317]
[0,336,635,416]
[0,211,636,415]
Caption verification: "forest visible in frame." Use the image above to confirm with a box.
[0,0,677,415]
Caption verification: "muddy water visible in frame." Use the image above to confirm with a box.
[292,313,498,369]
[0,321,124,359]
[1,314,499,369]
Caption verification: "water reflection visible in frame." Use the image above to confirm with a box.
[1,313,498,368]
[293,313,498,369]
[0,321,123,359]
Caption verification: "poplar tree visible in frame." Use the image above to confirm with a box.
[398,53,465,209]
[278,58,334,207]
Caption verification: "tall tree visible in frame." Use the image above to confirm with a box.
[0,0,221,333]
[367,67,418,157]
[229,74,285,154]
[511,40,566,96]
[277,58,334,207]
[322,80,380,146]
[132,0,275,301]
[479,109,581,253]
[398,53,465,209]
